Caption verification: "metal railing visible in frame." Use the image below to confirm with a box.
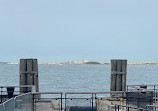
[146,105,158,111]
[3,98,15,111]
[0,104,4,111]
[115,104,158,111]
[32,91,127,111]
[1,84,158,111]
[127,84,158,96]
[126,85,158,108]
[33,92,63,111]
[115,104,146,111]
[0,93,33,111]
[113,85,158,111]
[15,93,33,111]
[0,85,36,103]
[65,92,96,111]
[0,85,35,111]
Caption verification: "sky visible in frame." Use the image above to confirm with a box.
[0,0,158,63]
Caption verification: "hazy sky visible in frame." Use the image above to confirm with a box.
[0,0,158,62]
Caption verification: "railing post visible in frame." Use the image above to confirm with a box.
[61,93,62,111]
[150,92,152,105]
[95,94,97,111]
[127,107,129,111]
[92,94,94,111]
[118,105,119,111]
[65,94,66,111]
[138,91,139,107]
[126,91,128,110]
[154,86,156,104]
[115,105,117,111]
[156,89,158,104]
[33,94,34,111]
[145,106,147,111]
[1,87,2,103]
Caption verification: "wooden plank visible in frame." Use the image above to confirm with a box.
[34,74,39,92]
[20,59,27,93]
[110,60,117,91]
[27,59,33,92]
[34,73,40,98]
[111,75,116,91]
[116,60,122,91]
[33,59,38,72]
[122,60,127,91]
[27,59,33,72]
[33,59,40,98]
[33,59,39,92]
[20,59,27,72]
[20,73,27,93]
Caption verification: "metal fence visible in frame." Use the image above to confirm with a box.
[0,85,35,104]
[126,85,158,108]
[3,98,15,111]
[0,93,33,111]
[1,85,158,111]
[0,104,4,111]
[146,105,158,111]
[32,91,122,111]
[15,93,33,111]
[33,92,63,111]
[65,92,96,111]
[113,85,158,111]
[127,85,158,103]
[115,104,158,111]
[115,104,146,111]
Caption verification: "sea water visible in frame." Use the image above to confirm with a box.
[0,64,158,92]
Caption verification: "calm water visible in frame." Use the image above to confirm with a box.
[0,64,158,92]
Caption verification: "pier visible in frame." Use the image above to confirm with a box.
[0,59,158,111]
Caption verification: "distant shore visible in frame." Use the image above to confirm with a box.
[128,62,158,65]
[1,62,158,65]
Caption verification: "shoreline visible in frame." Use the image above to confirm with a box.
[1,62,158,65]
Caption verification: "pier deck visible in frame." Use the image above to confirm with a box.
[35,99,61,111]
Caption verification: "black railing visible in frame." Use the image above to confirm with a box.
[115,104,146,111]
[126,85,158,108]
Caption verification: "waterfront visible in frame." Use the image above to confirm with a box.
[0,64,158,92]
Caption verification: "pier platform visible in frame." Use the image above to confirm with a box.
[35,99,61,111]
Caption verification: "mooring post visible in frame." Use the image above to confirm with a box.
[110,59,127,97]
[20,59,39,94]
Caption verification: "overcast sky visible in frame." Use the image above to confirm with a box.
[0,0,158,62]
